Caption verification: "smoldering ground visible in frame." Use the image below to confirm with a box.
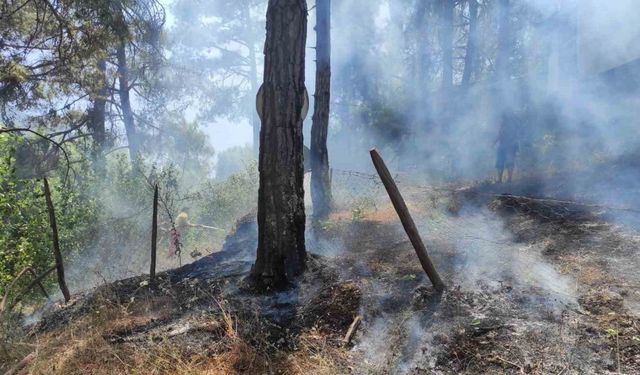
[314,180,581,373]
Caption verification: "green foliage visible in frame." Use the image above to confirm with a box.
[197,160,259,229]
[0,61,29,83]
[169,0,264,122]
[0,134,99,304]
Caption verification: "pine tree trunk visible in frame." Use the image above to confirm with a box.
[462,0,479,87]
[117,41,139,162]
[310,0,332,220]
[249,0,308,290]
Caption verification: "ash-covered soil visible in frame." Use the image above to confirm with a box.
[5,181,640,374]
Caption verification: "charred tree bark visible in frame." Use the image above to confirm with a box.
[43,178,71,302]
[310,0,332,220]
[249,0,308,290]
[116,41,139,162]
[462,0,479,87]
[439,0,454,91]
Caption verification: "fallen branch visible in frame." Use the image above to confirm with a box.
[3,352,35,375]
[107,321,222,343]
[369,149,445,291]
[342,315,362,346]
[489,355,522,371]
[9,265,57,311]
[0,267,50,313]
[165,321,221,338]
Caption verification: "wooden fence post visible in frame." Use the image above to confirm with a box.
[369,149,445,292]
[43,178,71,302]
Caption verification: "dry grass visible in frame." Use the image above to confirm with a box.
[1,279,352,375]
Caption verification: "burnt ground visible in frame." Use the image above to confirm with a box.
[3,177,640,374]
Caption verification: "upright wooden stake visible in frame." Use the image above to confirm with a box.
[150,184,158,282]
[43,178,71,302]
[369,149,445,292]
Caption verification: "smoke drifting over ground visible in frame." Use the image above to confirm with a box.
[426,207,575,306]
[321,0,640,197]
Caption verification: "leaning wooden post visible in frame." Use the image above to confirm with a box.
[43,178,71,302]
[369,149,445,292]
[150,184,158,282]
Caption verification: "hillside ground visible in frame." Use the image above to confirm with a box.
[2,176,640,374]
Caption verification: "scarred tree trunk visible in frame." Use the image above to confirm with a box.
[462,0,479,87]
[249,0,308,290]
[310,0,332,219]
[117,41,139,162]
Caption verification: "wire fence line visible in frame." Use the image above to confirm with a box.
[329,166,640,224]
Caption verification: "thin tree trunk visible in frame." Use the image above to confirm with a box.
[411,0,432,141]
[90,58,107,155]
[462,0,479,87]
[150,184,158,282]
[117,41,139,162]
[414,1,430,97]
[496,0,511,89]
[439,0,454,91]
[242,3,261,155]
[249,0,308,290]
[310,0,332,220]
[249,44,260,155]
[43,178,70,302]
